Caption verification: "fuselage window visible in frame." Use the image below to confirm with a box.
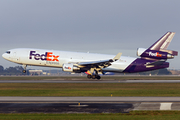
[6,51,10,54]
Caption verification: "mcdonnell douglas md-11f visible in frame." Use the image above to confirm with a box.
[2,32,178,79]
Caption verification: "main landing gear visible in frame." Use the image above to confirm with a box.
[87,74,101,80]
[86,68,101,80]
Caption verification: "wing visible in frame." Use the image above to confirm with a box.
[78,53,122,68]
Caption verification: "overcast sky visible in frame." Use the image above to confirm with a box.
[0,0,180,69]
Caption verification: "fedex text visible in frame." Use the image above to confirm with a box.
[149,52,162,57]
[29,51,59,61]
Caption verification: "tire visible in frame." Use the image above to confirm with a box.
[92,75,96,79]
[87,74,92,79]
[96,75,101,80]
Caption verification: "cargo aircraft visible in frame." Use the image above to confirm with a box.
[2,32,178,79]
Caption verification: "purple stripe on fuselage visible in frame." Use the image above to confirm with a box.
[123,58,169,73]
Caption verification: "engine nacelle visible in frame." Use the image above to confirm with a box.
[137,48,174,59]
[137,48,146,57]
[62,63,81,73]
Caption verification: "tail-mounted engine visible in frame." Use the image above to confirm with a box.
[137,48,177,59]
[62,63,81,73]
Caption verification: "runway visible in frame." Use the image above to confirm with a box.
[1,80,180,83]
[1,79,180,113]
[0,97,180,113]
[0,103,132,113]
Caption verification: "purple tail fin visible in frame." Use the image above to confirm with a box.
[148,32,178,56]
[149,32,175,50]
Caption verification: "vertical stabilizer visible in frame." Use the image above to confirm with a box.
[137,32,178,59]
[148,32,175,50]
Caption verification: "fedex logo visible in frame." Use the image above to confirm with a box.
[29,51,59,61]
[65,66,71,70]
[149,52,162,57]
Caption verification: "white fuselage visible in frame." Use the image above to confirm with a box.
[2,48,136,72]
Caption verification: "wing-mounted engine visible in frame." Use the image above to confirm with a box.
[137,48,177,59]
[62,63,81,73]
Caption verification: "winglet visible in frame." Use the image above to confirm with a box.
[113,53,122,61]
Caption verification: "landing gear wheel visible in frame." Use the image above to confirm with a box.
[22,65,27,73]
[96,75,101,80]
[87,74,92,79]
[92,75,96,79]
[23,70,26,73]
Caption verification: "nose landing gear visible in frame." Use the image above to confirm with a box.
[22,65,27,73]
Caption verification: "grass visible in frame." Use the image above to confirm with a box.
[1,75,180,80]
[0,77,180,119]
[1,83,180,96]
[1,111,180,120]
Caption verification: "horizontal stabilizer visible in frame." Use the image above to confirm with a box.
[145,60,166,66]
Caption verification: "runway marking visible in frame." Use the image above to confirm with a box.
[160,103,172,110]
[69,105,89,107]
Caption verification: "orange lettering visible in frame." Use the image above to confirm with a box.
[156,52,162,57]
[46,52,53,61]
[52,55,59,61]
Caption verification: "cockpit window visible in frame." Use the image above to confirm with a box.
[6,51,10,54]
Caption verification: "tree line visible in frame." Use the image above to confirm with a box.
[0,65,28,75]
[0,65,172,76]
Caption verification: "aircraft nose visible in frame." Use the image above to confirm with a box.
[2,53,8,60]
[2,53,5,58]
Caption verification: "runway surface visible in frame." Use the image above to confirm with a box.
[0,103,132,113]
[1,97,180,113]
[1,80,180,83]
